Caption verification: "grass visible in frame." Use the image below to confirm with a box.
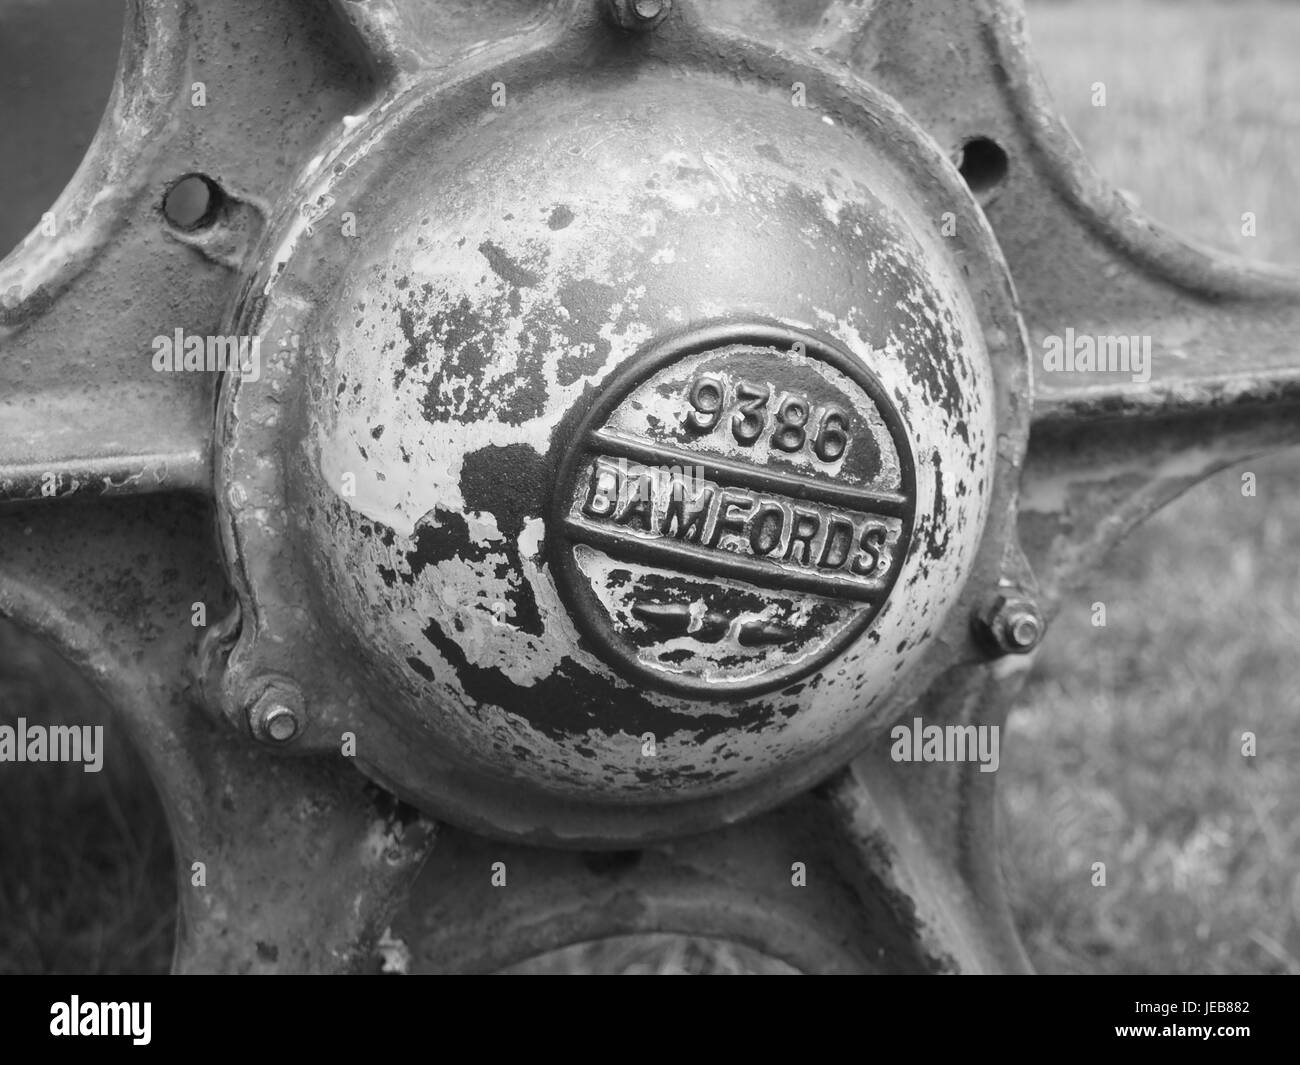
[1,0,1298,974]
[0,629,175,974]
[1023,0,1300,268]
[999,0,1300,975]
[1001,449,1300,974]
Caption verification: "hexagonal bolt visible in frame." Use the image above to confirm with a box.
[605,0,672,31]
[247,681,304,744]
[974,594,1046,656]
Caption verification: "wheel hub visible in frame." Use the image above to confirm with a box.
[211,14,1028,843]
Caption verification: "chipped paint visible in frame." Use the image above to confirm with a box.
[213,18,1029,840]
[274,70,999,801]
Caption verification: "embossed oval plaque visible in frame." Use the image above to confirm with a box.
[549,322,916,699]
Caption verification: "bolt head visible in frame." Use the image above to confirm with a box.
[248,682,303,744]
[975,594,1045,655]
[606,0,671,30]
[1008,612,1043,650]
[263,704,300,742]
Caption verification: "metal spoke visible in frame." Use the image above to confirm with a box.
[0,495,436,973]
[774,0,1300,422]
[780,0,1300,598]
[331,0,579,81]
[395,661,1029,974]
[0,0,380,505]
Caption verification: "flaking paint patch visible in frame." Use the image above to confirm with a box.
[361,815,409,867]
[317,196,656,536]
[273,70,1011,804]
[573,547,860,685]
[376,927,411,974]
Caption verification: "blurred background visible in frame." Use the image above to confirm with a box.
[1,0,1297,974]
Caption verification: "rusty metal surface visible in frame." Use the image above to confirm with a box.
[0,0,1296,973]
[396,659,1029,974]
[702,0,1300,611]
[207,0,1032,845]
[0,0,375,504]
[0,495,436,973]
[728,0,1300,403]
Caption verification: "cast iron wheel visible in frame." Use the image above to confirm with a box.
[0,0,1296,973]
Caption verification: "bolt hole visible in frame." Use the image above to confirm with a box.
[956,137,1009,197]
[162,173,224,231]
[634,0,665,17]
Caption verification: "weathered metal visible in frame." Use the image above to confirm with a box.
[207,11,1029,844]
[975,591,1045,656]
[605,0,671,32]
[0,0,1296,973]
